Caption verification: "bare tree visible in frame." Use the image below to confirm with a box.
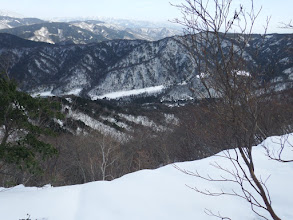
[279,20,293,29]
[263,133,293,163]
[172,0,291,219]
[95,135,120,181]
[71,132,121,182]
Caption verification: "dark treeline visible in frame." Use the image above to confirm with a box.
[0,88,292,187]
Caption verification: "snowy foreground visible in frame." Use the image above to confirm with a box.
[0,135,293,220]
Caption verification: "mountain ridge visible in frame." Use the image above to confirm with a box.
[0,33,292,103]
[0,16,182,43]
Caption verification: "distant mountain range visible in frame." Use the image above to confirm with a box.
[0,16,182,43]
[0,15,45,29]
[0,22,117,44]
[0,33,292,103]
[0,10,24,18]
[52,16,179,29]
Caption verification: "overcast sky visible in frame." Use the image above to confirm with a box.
[1,0,292,33]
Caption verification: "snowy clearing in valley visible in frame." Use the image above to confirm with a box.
[0,134,292,220]
[31,90,55,97]
[91,85,165,100]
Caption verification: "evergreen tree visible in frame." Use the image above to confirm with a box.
[0,73,63,173]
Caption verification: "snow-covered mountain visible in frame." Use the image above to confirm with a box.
[0,33,292,102]
[0,10,24,18]
[0,15,182,43]
[71,20,182,41]
[81,17,183,40]
[125,27,181,41]
[53,16,179,29]
[0,33,194,101]
[0,22,112,44]
[0,15,45,30]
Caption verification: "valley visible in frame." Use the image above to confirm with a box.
[0,7,292,219]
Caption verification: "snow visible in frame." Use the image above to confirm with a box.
[271,76,284,83]
[178,81,188,86]
[118,113,166,132]
[0,134,292,220]
[30,27,55,44]
[283,67,293,75]
[197,71,251,78]
[57,29,65,41]
[265,35,274,39]
[71,22,97,33]
[65,97,73,103]
[100,116,131,131]
[283,67,293,81]
[90,85,165,100]
[196,72,209,79]
[54,119,64,127]
[65,106,129,142]
[279,57,290,65]
[31,88,82,98]
[236,70,251,77]
[0,10,24,18]
[31,90,55,97]
[0,23,11,29]
[270,39,283,46]
[65,88,82,96]
[164,113,179,125]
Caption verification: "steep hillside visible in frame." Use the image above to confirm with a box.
[0,33,292,102]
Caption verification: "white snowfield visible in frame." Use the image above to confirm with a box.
[90,85,165,100]
[31,88,83,98]
[0,134,293,220]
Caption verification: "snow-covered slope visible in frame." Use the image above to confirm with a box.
[0,134,292,220]
[0,18,182,43]
[0,10,24,18]
[56,17,183,40]
[39,96,175,142]
[71,20,182,41]
[90,85,165,100]
[0,22,108,44]
[126,27,182,41]
[0,15,45,30]
[0,33,292,102]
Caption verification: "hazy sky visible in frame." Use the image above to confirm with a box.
[1,0,292,33]
[1,0,182,21]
